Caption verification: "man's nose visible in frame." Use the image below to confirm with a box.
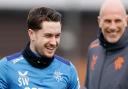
[110,21,117,30]
[49,37,57,45]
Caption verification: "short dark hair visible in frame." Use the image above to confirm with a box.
[27,7,62,30]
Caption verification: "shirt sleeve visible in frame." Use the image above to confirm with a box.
[68,62,80,89]
[0,58,8,89]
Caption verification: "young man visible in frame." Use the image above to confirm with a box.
[0,7,80,89]
[85,0,128,89]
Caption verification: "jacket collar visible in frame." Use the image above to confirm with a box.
[22,43,54,69]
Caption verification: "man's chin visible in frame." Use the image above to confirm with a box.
[107,38,119,43]
[45,53,54,58]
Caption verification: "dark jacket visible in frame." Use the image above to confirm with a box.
[85,29,128,89]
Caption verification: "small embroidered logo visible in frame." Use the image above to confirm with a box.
[18,71,29,86]
[53,71,63,82]
[114,56,124,71]
[91,55,97,71]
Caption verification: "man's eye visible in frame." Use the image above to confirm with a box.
[44,34,52,38]
[115,19,121,23]
[104,20,111,23]
[55,34,60,38]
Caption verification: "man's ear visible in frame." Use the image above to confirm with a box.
[126,15,128,26]
[97,16,102,28]
[28,29,35,41]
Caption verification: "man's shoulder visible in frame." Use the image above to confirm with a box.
[89,39,100,49]
[0,52,23,63]
[0,52,23,67]
[54,55,71,66]
[6,52,22,61]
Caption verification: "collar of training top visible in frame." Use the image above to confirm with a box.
[22,43,54,69]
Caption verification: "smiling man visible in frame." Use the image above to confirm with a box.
[0,7,80,89]
[85,0,128,89]
[98,0,127,44]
